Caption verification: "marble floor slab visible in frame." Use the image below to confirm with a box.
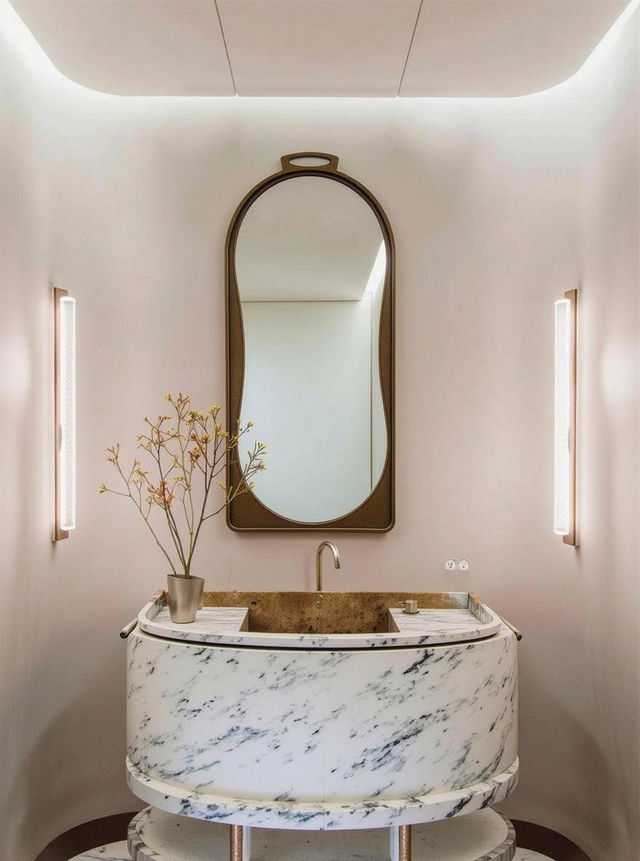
[69,844,130,860]
[69,838,556,861]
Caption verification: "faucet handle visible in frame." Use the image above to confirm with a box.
[399,600,419,615]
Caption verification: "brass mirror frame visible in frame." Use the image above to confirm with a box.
[226,153,395,532]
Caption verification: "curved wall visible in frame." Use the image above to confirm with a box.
[0,3,637,859]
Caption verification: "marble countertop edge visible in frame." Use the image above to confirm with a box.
[126,757,519,831]
[138,601,504,649]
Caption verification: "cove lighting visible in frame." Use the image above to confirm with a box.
[54,287,76,540]
[554,289,577,546]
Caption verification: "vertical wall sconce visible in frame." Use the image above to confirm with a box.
[54,287,76,540]
[554,289,578,546]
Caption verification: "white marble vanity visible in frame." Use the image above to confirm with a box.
[125,590,518,858]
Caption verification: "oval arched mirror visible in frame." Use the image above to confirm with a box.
[226,153,394,532]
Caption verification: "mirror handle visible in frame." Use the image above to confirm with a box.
[280,152,339,173]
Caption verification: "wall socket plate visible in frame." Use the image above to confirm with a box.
[444,559,471,573]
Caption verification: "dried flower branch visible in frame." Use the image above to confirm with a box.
[99,393,266,577]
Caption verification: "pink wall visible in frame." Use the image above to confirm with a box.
[1,3,638,859]
[0,8,58,860]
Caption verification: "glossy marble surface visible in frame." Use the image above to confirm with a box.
[127,618,518,829]
[137,593,502,650]
[128,756,519,830]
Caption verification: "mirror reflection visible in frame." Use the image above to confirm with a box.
[236,176,387,523]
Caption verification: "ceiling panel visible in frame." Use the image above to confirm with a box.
[11,0,235,96]
[7,0,633,97]
[401,0,628,97]
[217,0,422,96]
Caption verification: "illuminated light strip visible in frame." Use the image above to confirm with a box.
[554,289,577,545]
[54,287,76,539]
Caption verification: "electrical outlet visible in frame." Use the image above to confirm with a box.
[444,559,457,572]
[458,559,470,572]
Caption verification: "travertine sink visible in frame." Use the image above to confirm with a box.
[201,590,462,634]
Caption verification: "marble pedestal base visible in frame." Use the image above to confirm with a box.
[121,807,516,861]
[70,846,555,861]
[70,846,131,860]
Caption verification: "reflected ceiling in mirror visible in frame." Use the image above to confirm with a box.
[226,154,394,532]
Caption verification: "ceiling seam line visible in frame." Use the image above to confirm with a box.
[214,0,238,96]
[397,0,424,97]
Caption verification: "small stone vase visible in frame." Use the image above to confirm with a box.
[167,574,204,624]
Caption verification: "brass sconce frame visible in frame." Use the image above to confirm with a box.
[563,288,578,547]
[554,288,578,547]
[54,286,76,541]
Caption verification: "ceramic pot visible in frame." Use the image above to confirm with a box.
[167,574,204,624]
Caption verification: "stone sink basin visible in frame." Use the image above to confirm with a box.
[201,589,463,635]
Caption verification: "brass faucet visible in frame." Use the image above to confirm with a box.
[316,540,340,591]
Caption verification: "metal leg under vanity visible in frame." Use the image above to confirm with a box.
[224,823,417,861]
[229,824,251,861]
[399,825,412,861]
[229,824,241,861]
[389,825,412,861]
[227,822,414,861]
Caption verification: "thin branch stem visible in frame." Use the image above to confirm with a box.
[100,395,265,580]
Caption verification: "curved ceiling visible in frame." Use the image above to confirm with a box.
[9,0,630,97]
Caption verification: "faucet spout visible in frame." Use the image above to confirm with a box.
[316,541,340,592]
